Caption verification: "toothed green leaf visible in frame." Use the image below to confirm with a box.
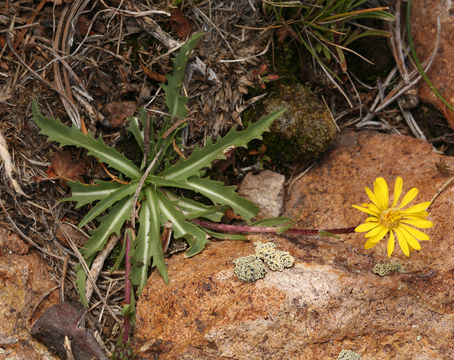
[130,186,168,296]
[183,176,259,223]
[78,182,139,228]
[318,230,341,239]
[32,100,141,179]
[76,262,93,307]
[64,180,123,208]
[201,228,247,240]
[146,175,192,189]
[81,196,133,260]
[77,195,133,305]
[110,237,126,273]
[159,108,286,181]
[156,189,209,257]
[127,115,144,152]
[165,192,227,222]
[161,33,203,119]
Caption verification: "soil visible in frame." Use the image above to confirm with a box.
[0,1,453,358]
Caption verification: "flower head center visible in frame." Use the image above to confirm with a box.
[380,208,402,229]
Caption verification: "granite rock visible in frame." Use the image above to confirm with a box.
[238,170,285,219]
[134,131,454,359]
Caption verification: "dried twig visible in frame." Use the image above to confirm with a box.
[64,336,76,360]
[60,254,69,301]
[85,235,120,304]
[429,176,454,209]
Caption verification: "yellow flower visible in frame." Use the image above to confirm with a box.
[353,177,433,257]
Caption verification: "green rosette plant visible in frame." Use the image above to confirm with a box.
[32,33,286,305]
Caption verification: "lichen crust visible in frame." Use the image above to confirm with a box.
[233,254,267,282]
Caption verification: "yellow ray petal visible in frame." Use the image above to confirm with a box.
[392,177,403,207]
[402,201,431,213]
[367,203,381,214]
[365,187,382,210]
[365,216,379,222]
[399,187,418,208]
[399,223,430,241]
[364,227,389,248]
[387,231,395,257]
[355,222,380,233]
[406,211,429,218]
[365,224,387,238]
[374,177,389,210]
[395,228,410,256]
[401,218,433,229]
[352,204,379,216]
[398,226,421,251]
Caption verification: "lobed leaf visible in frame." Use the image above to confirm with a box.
[156,189,209,257]
[78,182,139,228]
[64,180,123,208]
[161,33,203,119]
[130,186,167,296]
[159,108,286,181]
[201,228,247,240]
[126,115,144,152]
[81,195,134,260]
[165,192,227,222]
[32,100,141,179]
[77,195,133,305]
[76,263,94,307]
[182,176,259,223]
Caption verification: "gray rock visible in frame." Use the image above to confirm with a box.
[238,169,285,219]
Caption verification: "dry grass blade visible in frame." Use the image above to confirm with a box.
[0,130,26,196]
[55,218,121,324]
[397,98,427,141]
[52,0,93,129]
[356,11,441,128]
[85,235,120,304]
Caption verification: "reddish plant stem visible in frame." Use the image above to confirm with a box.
[191,219,356,235]
[123,229,132,344]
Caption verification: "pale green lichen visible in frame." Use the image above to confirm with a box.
[233,255,267,282]
[337,349,362,360]
[234,243,294,282]
[254,242,277,261]
[373,262,405,277]
[254,242,294,271]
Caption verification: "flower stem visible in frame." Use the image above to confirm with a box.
[191,219,356,235]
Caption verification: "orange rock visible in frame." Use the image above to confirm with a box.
[134,131,454,359]
[0,227,29,255]
[0,227,60,359]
